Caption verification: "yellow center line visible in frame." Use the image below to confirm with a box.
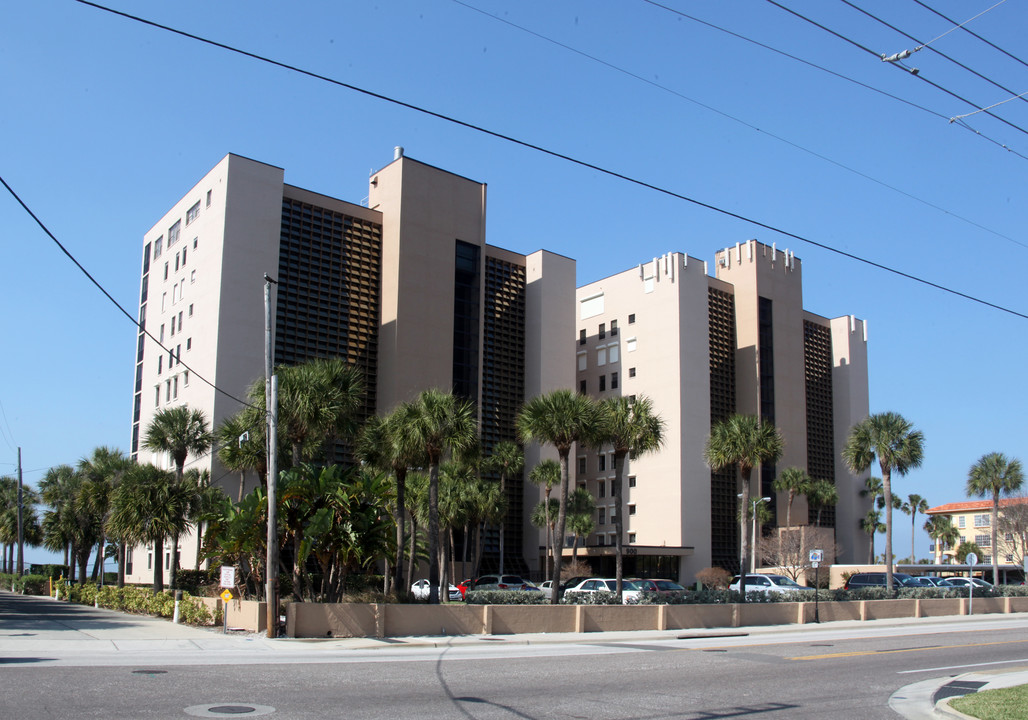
[789,638,1028,661]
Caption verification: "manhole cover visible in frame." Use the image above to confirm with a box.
[184,704,275,718]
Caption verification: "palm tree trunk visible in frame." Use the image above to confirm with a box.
[170,533,180,590]
[91,540,103,581]
[738,468,751,603]
[498,472,506,575]
[406,518,417,593]
[543,488,552,586]
[882,466,894,591]
[613,451,626,598]
[68,541,77,584]
[911,515,916,566]
[394,468,407,596]
[992,491,1000,585]
[428,461,441,604]
[549,451,571,605]
[238,471,246,504]
[292,530,304,601]
[152,536,164,594]
[117,543,126,587]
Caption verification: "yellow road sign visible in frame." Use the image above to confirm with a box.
[220,589,233,602]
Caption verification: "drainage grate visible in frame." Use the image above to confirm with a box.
[933,680,987,705]
[184,704,275,718]
[209,708,256,715]
[131,669,167,675]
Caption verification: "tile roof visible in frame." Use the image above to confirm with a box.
[925,496,1028,514]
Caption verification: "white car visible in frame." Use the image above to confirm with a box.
[410,579,462,601]
[729,574,815,596]
[563,578,642,604]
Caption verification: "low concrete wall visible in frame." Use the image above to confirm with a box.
[225,599,266,633]
[282,597,1028,639]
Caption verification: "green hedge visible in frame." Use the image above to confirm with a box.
[57,584,217,626]
[465,589,548,605]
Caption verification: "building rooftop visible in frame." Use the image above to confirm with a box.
[926,497,1028,515]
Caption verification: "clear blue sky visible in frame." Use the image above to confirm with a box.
[1,1,1025,564]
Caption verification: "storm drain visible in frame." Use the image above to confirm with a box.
[131,669,167,675]
[932,680,987,705]
[184,704,275,718]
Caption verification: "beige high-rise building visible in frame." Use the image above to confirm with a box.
[573,242,869,583]
[126,150,573,585]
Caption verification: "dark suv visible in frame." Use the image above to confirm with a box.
[844,572,920,589]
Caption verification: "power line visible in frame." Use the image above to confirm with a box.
[910,0,1028,71]
[457,0,1027,251]
[765,0,1028,158]
[0,174,253,409]
[63,0,1028,321]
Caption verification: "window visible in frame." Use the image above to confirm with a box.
[608,345,619,364]
[628,313,635,324]
[206,189,212,207]
[1006,533,1014,542]
[165,552,170,570]
[147,552,153,570]
[599,323,606,339]
[599,375,606,391]
[580,379,587,394]
[190,270,196,284]
[163,262,169,281]
[958,517,966,528]
[1006,554,1014,563]
[597,348,607,366]
[611,371,619,390]
[598,508,606,526]
[579,329,586,345]
[181,247,187,266]
[183,370,189,387]
[159,324,165,343]
[172,375,178,400]
[598,455,606,472]
[580,293,604,319]
[611,319,618,336]
[626,337,637,352]
[166,380,171,403]
[628,504,636,515]
[170,319,175,337]
[578,353,587,371]
[628,533,636,543]
[974,515,990,527]
[598,480,605,498]
[596,536,604,546]
[186,201,200,225]
[154,386,160,407]
[157,356,162,374]
[176,344,181,362]
[186,337,191,351]
[628,475,636,488]
[629,367,636,378]
[178,311,183,328]
[168,220,181,247]
[188,304,194,317]
[976,534,992,547]
[578,457,586,475]
[174,253,180,272]
[153,235,163,259]
[193,237,198,249]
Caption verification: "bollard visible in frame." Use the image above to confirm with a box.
[173,590,182,624]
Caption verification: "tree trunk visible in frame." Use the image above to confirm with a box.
[498,472,506,576]
[428,459,440,604]
[68,541,77,584]
[152,536,164,594]
[292,530,304,601]
[394,468,407,596]
[543,489,551,581]
[882,465,894,592]
[992,491,1000,585]
[91,538,103,582]
[406,518,417,593]
[738,468,751,603]
[169,534,180,590]
[549,451,571,605]
[238,471,246,503]
[117,543,126,587]
[613,450,626,599]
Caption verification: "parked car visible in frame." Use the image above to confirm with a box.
[729,574,815,596]
[909,576,951,587]
[469,574,533,592]
[942,577,994,589]
[536,580,554,600]
[629,578,687,598]
[563,578,643,604]
[456,579,474,599]
[843,572,920,590]
[410,579,462,601]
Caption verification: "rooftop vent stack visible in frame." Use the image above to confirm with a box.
[394,146,404,160]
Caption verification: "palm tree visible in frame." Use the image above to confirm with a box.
[357,403,428,593]
[517,390,599,604]
[108,463,192,593]
[277,357,365,466]
[529,459,561,579]
[806,478,838,527]
[38,465,79,580]
[530,498,561,576]
[924,515,959,563]
[143,405,213,589]
[704,414,784,601]
[902,494,930,564]
[78,446,132,584]
[861,509,886,563]
[593,395,665,598]
[967,452,1024,584]
[407,389,478,603]
[773,466,811,529]
[483,440,524,576]
[843,412,925,591]
[215,409,266,502]
[567,487,596,562]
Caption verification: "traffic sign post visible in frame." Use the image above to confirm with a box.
[810,549,824,623]
[220,588,233,633]
[966,553,978,615]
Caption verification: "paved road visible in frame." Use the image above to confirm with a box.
[3,591,1028,719]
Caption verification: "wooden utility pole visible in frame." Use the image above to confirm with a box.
[17,447,24,577]
[264,274,279,638]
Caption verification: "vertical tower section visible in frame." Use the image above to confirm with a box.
[803,317,835,528]
[707,282,738,571]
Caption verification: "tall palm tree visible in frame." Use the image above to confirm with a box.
[484,440,524,576]
[593,395,665,598]
[861,508,886,563]
[357,403,426,593]
[773,466,811,529]
[215,409,267,502]
[843,412,925,591]
[517,390,599,604]
[805,478,838,527]
[924,515,960,563]
[78,446,132,584]
[406,389,478,603]
[902,494,930,564]
[530,498,561,575]
[967,452,1024,584]
[529,459,561,579]
[143,405,213,589]
[704,414,784,601]
[38,465,79,580]
[277,357,366,466]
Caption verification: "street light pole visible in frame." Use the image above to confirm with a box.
[264,274,279,639]
[750,497,771,573]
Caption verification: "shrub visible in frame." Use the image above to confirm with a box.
[561,590,622,605]
[466,590,547,605]
[695,567,732,590]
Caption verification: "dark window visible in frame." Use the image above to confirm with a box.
[599,323,606,339]
[611,371,619,389]
[599,455,606,472]
[599,375,606,391]
[580,379,587,394]
[599,481,605,498]
[611,319,618,336]
[629,367,636,378]
[628,475,636,488]
[628,504,636,515]
[628,313,636,324]
[452,240,481,404]
[578,457,586,475]
[579,328,586,345]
